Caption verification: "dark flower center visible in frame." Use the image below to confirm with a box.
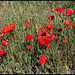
[28,37,30,39]
[68,11,70,13]
[41,58,43,60]
[42,42,46,45]
[50,17,53,19]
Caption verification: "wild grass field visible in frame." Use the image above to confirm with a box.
[0,1,75,74]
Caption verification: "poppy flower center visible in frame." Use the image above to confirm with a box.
[68,11,70,13]
[50,17,53,19]
[41,58,44,60]
[28,36,30,39]
[66,22,69,25]
[46,29,47,31]
[42,42,46,45]
[3,31,6,33]
[1,53,2,55]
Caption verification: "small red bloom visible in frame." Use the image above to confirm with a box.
[47,24,54,29]
[39,31,46,36]
[55,7,63,12]
[43,27,49,33]
[10,36,13,39]
[10,23,16,28]
[38,25,44,30]
[25,34,33,41]
[10,61,12,64]
[48,15,54,21]
[57,28,62,32]
[32,50,35,53]
[55,35,60,39]
[27,46,31,49]
[64,13,70,16]
[63,20,71,26]
[73,24,75,27]
[71,31,73,34]
[34,34,37,36]
[46,33,51,41]
[3,26,10,29]
[0,49,5,55]
[1,26,10,34]
[0,34,3,38]
[25,21,30,27]
[63,40,67,44]
[66,8,73,14]
[48,33,55,40]
[39,55,47,64]
[39,38,50,47]
[45,17,47,19]
[1,29,8,34]
[59,57,61,59]
[62,51,64,53]
[1,40,7,46]
[37,36,43,41]
[46,33,51,38]
[7,26,14,32]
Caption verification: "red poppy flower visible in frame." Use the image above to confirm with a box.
[25,21,30,27]
[37,36,43,41]
[39,38,50,47]
[45,17,47,19]
[10,36,13,39]
[32,50,35,53]
[10,23,16,28]
[38,25,44,30]
[0,34,3,38]
[57,28,62,32]
[3,26,10,29]
[0,49,5,55]
[47,33,55,40]
[39,55,47,64]
[43,27,49,33]
[27,46,31,49]
[59,57,61,59]
[63,40,67,44]
[66,8,73,14]
[1,29,8,34]
[62,51,64,53]
[7,26,14,32]
[25,34,33,41]
[55,35,60,39]
[55,7,63,12]
[64,9,73,16]
[63,20,71,26]
[46,33,51,41]
[46,33,51,38]
[47,24,54,29]
[10,61,12,64]
[39,31,46,36]
[64,13,70,16]
[1,26,10,34]
[48,15,54,21]
[73,24,75,27]
[0,40,7,46]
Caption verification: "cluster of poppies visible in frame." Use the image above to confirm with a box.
[24,7,74,64]
[0,7,74,65]
[0,23,16,55]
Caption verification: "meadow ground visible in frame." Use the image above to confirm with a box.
[0,1,75,74]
